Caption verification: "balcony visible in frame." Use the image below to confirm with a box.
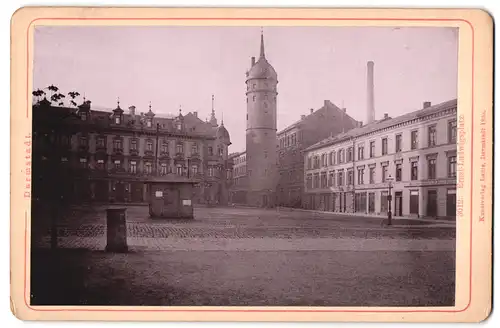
[144,149,154,157]
[159,151,170,159]
[174,152,185,161]
[189,152,201,162]
[206,154,222,162]
[129,148,139,156]
[96,144,107,153]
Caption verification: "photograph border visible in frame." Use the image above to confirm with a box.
[10,7,492,322]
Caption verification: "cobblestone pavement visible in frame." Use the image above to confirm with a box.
[32,205,456,251]
[33,236,456,251]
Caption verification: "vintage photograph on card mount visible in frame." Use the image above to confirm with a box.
[10,7,493,322]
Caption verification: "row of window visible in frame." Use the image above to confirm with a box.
[306,188,456,217]
[72,157,225,176]
[81,112,184,131]
[306,155,457,189]
[70,136,224,157]
[234,165,247,177]
[307,120,457,170]
[247,82,276,91]
[279,133,298,149]
[234,155,246,164]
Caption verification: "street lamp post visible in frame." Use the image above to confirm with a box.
[386,174,394,226]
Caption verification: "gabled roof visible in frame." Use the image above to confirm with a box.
[277,100,353,135]
[305,98,457,152]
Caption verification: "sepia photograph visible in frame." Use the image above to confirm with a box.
[28,24,460,307]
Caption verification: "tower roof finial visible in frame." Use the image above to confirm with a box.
[221,109,224,126]
[117,97,120,108]
[209,94,218,126]
[211,94,215,114]
[260,27,265,59]
[149,101,152,111]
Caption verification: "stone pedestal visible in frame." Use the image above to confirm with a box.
[105,208,128,253]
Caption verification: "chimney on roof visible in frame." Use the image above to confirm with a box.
[251,56,256,66]
[358,121,363,127]
[384,113,389,119]
[128,105,136,116]
[310,108,314,114]
[366,61,375,124]
[193,111,198,118]
[343,108,347,113]
[423,101,431,108]
[301,114,306,120]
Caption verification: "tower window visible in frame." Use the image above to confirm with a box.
[252,83,256,89]
[264,94,268,100]
[253,96,256,102]
[264,102,268,108]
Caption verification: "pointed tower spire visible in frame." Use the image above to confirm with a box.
[209,94,218,127]
[260,27,265,59]
[221,109,224,126]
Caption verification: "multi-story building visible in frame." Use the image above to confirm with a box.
[32,96,232,206]
[303,99,457,219]
[276,101,359,207]
[228,151,248,204]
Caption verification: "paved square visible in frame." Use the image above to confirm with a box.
[30,205,456,306]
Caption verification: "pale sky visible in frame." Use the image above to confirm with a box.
[33,26,458,152]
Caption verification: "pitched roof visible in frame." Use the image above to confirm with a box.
[305,99,457,152]
[277,100,354,135]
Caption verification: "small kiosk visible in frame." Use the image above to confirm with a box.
[146,175,198,219]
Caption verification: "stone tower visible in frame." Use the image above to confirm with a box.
[245,31,278,208]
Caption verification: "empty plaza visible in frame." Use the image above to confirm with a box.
[31,206,456,306]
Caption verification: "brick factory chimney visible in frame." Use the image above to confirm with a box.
[423,101,431,108]
[367,61,375,124]
[128,106,136,116]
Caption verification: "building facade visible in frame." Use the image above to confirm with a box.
[228,151,248,204]
[303,99,457,219]
[32,97,232,207]
[245,32,278,207]
[276,101,359,207]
